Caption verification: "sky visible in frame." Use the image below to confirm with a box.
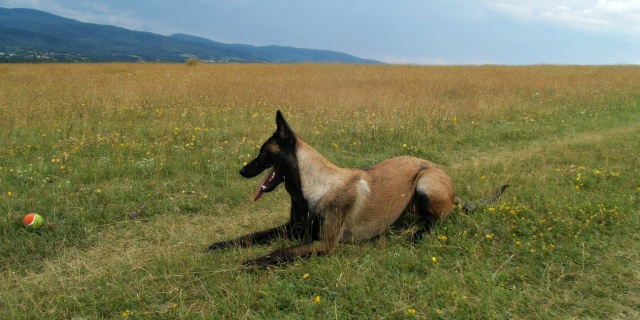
[1,0,639,64]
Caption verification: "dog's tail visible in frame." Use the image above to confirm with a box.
[455,184,509,213]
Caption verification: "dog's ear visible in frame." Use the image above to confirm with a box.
[275,110,295,143]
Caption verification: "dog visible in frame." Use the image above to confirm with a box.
[208,110,507,266]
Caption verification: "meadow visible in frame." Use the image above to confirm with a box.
[0,63,638,319]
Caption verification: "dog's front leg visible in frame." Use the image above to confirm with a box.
[207,224,289,251]
[242,242,334,267]
[243,208,345,267]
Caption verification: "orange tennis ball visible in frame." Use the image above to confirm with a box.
[23,213,43,228]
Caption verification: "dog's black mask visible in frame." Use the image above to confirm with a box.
[239,110,296,201]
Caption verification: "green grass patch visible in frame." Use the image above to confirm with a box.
[1,64,638,319]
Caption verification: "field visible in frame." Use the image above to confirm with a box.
[1,63,639,319]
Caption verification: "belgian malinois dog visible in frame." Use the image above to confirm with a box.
[208,111,507,266]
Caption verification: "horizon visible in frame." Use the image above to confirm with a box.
[1,0,639,65]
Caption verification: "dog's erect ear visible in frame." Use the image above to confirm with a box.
[275,110,295,143]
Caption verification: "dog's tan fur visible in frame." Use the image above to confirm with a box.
[208,111,506,266]
[295,137,453,245]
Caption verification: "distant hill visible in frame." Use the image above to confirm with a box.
[0,7,381,63]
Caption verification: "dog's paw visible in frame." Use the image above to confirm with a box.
[206,240,235,252]
[242,255,283,268]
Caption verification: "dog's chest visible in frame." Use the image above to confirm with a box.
[300,173,343,211]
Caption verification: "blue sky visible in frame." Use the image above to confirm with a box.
[1,0,639,64]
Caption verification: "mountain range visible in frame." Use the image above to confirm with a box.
[0,7,380,63]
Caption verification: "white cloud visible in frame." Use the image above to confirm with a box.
[488,0,640,34]
[61,7,140,30]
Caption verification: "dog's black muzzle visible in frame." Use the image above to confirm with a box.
[239,156,270,178]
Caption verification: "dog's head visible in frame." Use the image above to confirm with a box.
[240,110,296,201]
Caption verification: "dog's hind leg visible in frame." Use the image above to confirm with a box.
[411,168,455,241]
[411,193,438,241]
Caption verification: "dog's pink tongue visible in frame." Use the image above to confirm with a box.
[253,169,275,201]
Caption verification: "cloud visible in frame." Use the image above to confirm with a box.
[487,0,640,34]
[63,6,138,29]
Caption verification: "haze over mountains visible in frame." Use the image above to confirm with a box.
[0,7,380,63]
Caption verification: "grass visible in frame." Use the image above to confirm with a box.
[0,63,639,319]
